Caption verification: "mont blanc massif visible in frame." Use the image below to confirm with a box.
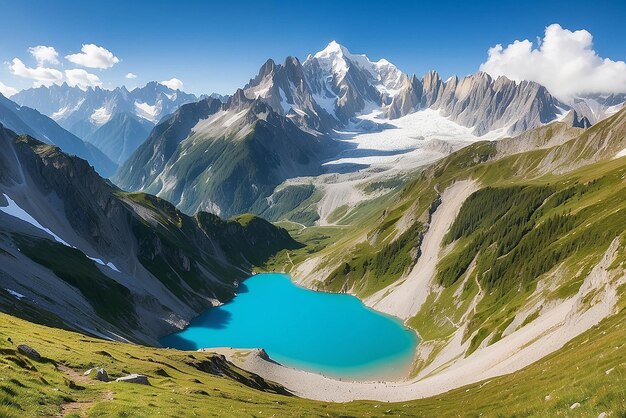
[0,27,625,418]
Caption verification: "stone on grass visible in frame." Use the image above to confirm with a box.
[115,374,149,385]
[570,402,581,409]
[17,344,41,361]
[84,367,109,382]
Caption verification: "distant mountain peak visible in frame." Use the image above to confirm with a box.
[315,40,349,57]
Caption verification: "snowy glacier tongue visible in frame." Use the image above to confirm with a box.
[0,194,120,272]
[324,109,504,169]
[0,193,71,246]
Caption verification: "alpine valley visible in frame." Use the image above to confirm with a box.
[0,29,625,418]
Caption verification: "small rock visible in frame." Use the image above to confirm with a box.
[17,344,41,361]
[115,374,149,385]
[570,402,581,410]
[605,367,614,375]
[598,413,607,418]
[84,367,108,381]
[95,368,109,382]
[544,395,552,401]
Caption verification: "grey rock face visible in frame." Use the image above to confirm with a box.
[569,94,626,124]
[17,344,41,361]
[302,41,405,123]
[387,70,565,136]
[115,373,149,385]
[561,110,592,128]
[386,75,423,119]
[115,90,338,217]
[243,56,335,133]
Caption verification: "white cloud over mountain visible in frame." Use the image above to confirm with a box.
[7,44,118,89]
[125,72,137,79]
[29,46,59,66]
[0,81,18,97]
[65,68,102,89]
[9,58,64,87]
[65,44,120,69]
[480,24,626,100]
[160,77,183,90]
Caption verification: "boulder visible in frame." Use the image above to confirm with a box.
[96,368,109,382]
[17,344,41,361]
[84,367,109,382]
[115,374,149,385]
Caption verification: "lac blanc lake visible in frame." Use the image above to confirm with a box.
[161,273,418,379]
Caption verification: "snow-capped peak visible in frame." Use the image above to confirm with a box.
[306,41,405,99]
[314,40,349,58]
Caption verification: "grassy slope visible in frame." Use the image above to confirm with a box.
[3,114,626,416]
[0,308,623,417]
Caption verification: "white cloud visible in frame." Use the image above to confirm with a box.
[0,81,18,97]
[28,45,59,66]
[480,24,626,100]
[125,72,137,79]
[65,44,120,69]
[9,58,64,87]
[64,68,102,89]
[160,77,183,90]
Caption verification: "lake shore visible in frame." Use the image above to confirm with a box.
[200,182,621,402]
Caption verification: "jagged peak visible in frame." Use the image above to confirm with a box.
[283,55,301,68]
[562,109,592,129]
[423,70,441,82]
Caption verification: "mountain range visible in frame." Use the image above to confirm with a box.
[0,93,116,176]
[12,82,202,165]
[1,39,625,417]
[113,42,621,219]
[0,123,297,344]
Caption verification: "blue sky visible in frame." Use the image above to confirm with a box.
[1,0,625,95]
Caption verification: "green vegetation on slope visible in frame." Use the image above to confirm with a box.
[15,237,136,328]
[321,220,424,296]
[0,307,623,417]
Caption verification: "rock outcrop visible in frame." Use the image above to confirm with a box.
[17,344,41,361]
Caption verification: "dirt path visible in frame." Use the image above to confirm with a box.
[56,365,114,417]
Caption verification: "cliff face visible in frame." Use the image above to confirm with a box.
[0,124,299,344]
[386,71,565,136]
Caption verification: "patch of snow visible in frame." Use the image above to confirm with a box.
[51,106,70,120]
[86,256,121,272]
[4,288,26,300]
[134,100,161,123]
[51,99,85,121]
[223,109,247,127]
[614,148,626,159]
[0,194,71,246]
[89,106,112,125]
[278,87,292,113]
[324,109,495,168]
[312,93,337,116]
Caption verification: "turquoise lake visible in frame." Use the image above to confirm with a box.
[160,273,418,379]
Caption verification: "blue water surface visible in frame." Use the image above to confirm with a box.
[160,273,418,379]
